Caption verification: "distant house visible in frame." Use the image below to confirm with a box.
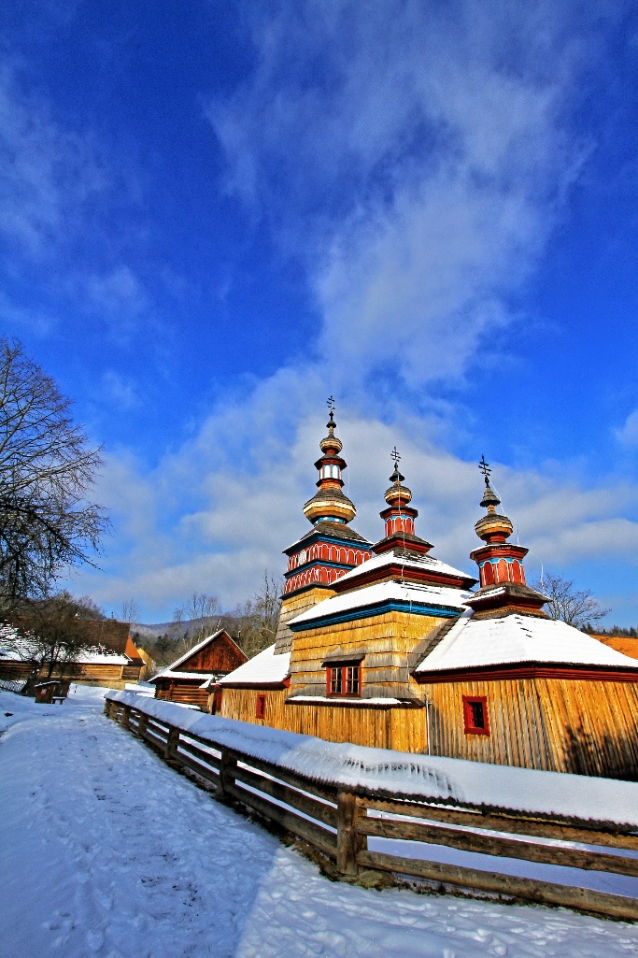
[0,620,145,690]
[149,630,247,709]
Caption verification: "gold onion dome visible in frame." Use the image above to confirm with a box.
[474,466,513,544]
[303,408,356,525]
[319,409,343,454]
[384,461,413,505]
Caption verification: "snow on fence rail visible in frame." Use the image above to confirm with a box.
[104,691,638,922]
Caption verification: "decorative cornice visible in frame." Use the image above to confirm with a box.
[289,598,461,631]
[413,663,638,684]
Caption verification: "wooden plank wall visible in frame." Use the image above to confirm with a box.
[220,687,427,752]
[424,677,638,778]
[156,682,209,709]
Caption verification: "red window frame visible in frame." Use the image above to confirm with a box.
[212,688,223,714]
[463,695,490,735]
[256,694,267,719]
[326,663,361,697]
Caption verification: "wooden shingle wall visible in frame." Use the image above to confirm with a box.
[274,586,335,653]
[289,611,446,700]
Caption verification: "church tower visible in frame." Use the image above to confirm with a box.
[273,404,373,653]
[466,457,547,618]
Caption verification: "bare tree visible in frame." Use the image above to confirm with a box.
[533,572,610,629]
[0,339,108,611]
[121,597,139,627]
[234,571,283,659]
[4,592,106,691]
[171,592,221,652]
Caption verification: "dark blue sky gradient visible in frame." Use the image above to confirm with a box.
[2,1,638,620]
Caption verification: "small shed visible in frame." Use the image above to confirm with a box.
[150,630,247,709]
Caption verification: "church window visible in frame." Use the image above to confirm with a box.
[322,463,340,479]
[463,696,489,735]
[327,663,361,697]
[256,694,267,719]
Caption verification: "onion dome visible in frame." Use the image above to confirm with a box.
[373,450,433,555]
[474,475,514,544]
[303,409,356,525]
[384,461,413,507]
[467,457,547,617]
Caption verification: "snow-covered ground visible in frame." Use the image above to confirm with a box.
[1,688,637,958]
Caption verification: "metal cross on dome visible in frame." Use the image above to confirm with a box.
[327,396,335,413]
[391,446,401,466]
[479,454,492,481]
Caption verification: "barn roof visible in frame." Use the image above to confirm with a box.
[218,643,290,687]
[414,611,638,676]
[150,629,244,682]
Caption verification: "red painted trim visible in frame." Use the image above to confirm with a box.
[255,694,267,719]
[415,665,638,684]
[463,695,490,735]
[332,564,474,593]
[326,663,362,697]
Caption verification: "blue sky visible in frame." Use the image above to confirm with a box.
[2,0,638,624]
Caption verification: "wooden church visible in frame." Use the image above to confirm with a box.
[217,411,638,778]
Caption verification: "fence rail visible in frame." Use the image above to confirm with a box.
[104,698,638,922]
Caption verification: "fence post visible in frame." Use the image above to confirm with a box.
[337,790,365,876]
[216,747,237,803]
[104,699,113,719]
[137,711,149,739]
[165,724,181,760]
[119,704,131,729]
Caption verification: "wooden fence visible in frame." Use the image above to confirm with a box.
[104,698,638,922]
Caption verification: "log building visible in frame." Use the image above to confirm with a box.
[217,413,638,778]
[0,620,145,690]
[150,630,246,709]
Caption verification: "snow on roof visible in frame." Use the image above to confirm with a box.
[289,579,472,628]
[0,626,129,665]
[150,669,214,682]
[106,691,638,827]
[337,550,474,585]
[218,643,290,686]
[75,648,129,665]
[415,611,638,674]
[152,629,238,680]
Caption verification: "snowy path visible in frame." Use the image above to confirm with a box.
[0,690,636,958]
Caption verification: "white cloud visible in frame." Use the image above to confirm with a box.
[68,370,638,620]
[101,370,140,411]
[80,266,149,336]
[0,65,108,259]
[57,2,638,621]
[208,0,606,389]
[616,408,638,446]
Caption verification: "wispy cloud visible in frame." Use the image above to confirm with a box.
[0,64,108,260]
[616,408,638,446]
[70,371,638,619]
[208,0,608,391]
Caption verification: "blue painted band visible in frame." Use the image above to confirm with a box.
[289,600,461,631]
